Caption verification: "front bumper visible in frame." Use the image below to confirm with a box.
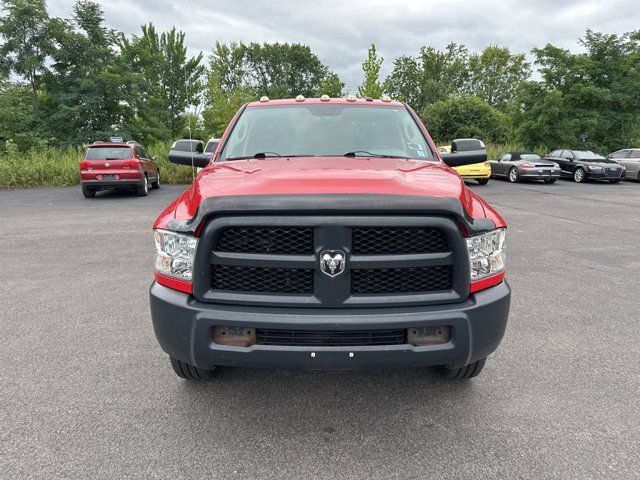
[149,280,511,370]
[585,170,625,180]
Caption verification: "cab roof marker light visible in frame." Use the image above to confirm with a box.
[346,94,357,102]
[259,96,269,102]
[381,94,392,102]
[320,94,330,101]
[295,95,305,102]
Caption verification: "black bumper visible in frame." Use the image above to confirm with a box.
[519,170,561,179]
[149,281,511,370]
[82,179,144,189]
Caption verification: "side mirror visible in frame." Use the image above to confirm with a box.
[440,138,487,167]
[168,139,211,168]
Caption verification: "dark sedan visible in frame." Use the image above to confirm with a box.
[545,149,625,183]
[489,152,561,183]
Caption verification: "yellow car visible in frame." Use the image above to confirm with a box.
[438,145,491,185]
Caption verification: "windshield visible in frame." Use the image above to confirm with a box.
[219,104,434,161]
[86,147,132,160]
[204,140,219,153]
[574,150,605,160]
[520,153,541,160]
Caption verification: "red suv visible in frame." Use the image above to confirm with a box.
[80,141,160,198]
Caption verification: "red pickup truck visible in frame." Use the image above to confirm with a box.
[150,97,510,380]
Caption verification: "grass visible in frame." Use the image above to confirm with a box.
[0,142,195,189]
[0,141,551,189]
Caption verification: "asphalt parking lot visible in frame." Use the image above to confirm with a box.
[1,179,639,479]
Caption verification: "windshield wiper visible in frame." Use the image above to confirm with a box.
[225,152,282,161]
[343,151,407,159]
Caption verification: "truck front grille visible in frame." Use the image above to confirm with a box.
[256,328,407,346]
[198,216,465,308]
[212,265,314,294]
[216,226,313,254]
[351,265,452,294]
[352,227,447,254]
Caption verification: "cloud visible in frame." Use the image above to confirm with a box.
[47,0,640,91]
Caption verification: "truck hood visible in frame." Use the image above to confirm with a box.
[156,156,501,232]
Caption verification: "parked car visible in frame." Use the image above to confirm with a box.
[80,140,160,197]
[150,96,510,381]
[608,149,640,181]
[439,142,491,185]
[545,149,625,183]
[489,152,560,183]
[204,137,220,154]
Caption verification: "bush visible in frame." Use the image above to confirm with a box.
[421,95,509,145]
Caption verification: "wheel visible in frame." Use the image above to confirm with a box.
[82,186,95,198]
[544,178,557,184]
[137,175,149,196]
[435,358,486,379]
[573,167,585,183]
[609,179,621,184]
[508,167,519,183]
[151,170,160,189]
[476,178,489,185]
[169,357,216,380]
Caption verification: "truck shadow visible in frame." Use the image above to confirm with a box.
[167,367,489,456]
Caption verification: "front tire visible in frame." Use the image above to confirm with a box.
[169,357,216,380]
[476,178,489,185]
[82,186,95,198]
[508,167,519,183]
[435,358,486,379]
[137,175,149,196]
[573,167,586,183]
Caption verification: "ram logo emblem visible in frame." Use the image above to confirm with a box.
[319,250,346,277]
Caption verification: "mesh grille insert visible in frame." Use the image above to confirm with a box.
[212,265,313,294]
[257,328,407,346]
[352,227,448,255]
[352,265,452,294]
[215,227,314,254]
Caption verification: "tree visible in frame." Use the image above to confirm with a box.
[42,0,124,144]
[119,23,204,143]
[203,41,338,135]
[358,43,384,98]
[421,95,509,144]
[0,81,43,150]
[0,0,54,108]
[384,43,469,111]
[318,72,344,97]
[517,30,640,151]
[467,45,530,109]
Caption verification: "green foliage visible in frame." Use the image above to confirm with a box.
[42,1,124,145]
[203,41,339,136]
[0,0,53,107]
[514,30,640,151]
[467,45,530,109]
[421,96,509,144]
[358,44,384,98]
[119,23,204,144]
[384,43,469,112]
[318,73,344,97]
[0,81,44,151]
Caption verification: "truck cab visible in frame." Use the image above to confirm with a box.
[150,97,510,380]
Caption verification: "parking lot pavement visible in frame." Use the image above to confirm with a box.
[1,180,639,479]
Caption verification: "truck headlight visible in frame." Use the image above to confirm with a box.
[154,229,198,281]
[466,228,506,280]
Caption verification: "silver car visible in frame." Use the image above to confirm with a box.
[608,149,640,181]
[489,152,561,183]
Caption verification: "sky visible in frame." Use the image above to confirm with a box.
[47,0,640,92]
